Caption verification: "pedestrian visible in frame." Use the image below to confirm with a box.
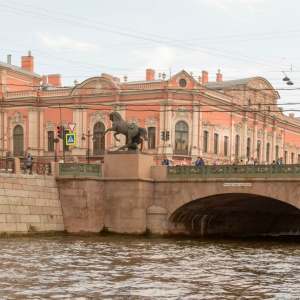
[161,155,169,166]
[26,153,33,174]
[247,157,254,165]
[180,158,188,166]
[195,156,205,166]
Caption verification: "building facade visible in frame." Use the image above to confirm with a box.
[1,52,300,165]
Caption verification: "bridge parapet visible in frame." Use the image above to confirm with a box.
[167,164,300,179]
[59,163,101,177]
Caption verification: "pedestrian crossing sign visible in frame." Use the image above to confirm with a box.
[66,133,76,146]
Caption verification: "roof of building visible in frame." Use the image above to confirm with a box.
[204,78,253,89]
[0,61,41,78]
[124,79,162,84]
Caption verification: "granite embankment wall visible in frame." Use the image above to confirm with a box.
[0,173,65,234]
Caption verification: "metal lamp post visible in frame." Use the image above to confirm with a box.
[81,129,93,164]
[54,138,59,162]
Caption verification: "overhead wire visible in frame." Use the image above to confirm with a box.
[1,1,299,76]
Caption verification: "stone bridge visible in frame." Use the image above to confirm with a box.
[57,154,300,237]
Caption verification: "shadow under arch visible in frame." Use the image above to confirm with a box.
[169,193,300,237]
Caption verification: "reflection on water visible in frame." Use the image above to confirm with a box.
[0,235,299,299]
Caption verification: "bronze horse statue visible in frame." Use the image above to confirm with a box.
[103,112,148,151]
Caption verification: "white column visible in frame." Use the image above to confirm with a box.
[272,126,277,161]
[199,107,203,156]
[231,114,235,161]
[3,109,7,152]
[28,107,38,151]
[191,101,199,156]
[39,108,44,156]
[158,100,166,154]
[165,99,173,154]
[254,120,258,159]
[263,124,268,163]
[242,117,248,159]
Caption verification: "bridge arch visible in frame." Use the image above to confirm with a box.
[153,179,300,237]
[168,193,300,237]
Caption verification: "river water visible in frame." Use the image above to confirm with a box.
[0,235,299,300]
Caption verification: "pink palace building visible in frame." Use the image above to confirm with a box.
[1,51,300,166]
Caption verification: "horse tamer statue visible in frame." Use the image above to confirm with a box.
[102,112,148,151]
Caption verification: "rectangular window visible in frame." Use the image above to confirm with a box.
[224,136,228,156]
[214,133,219,155]
[48,131,54,151]
[203,131,208,153]
[291,153,294,164]
[298,154,300,163]
[148,127,156,149]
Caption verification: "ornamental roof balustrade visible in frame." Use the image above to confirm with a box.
[4,89,71,99]
[167,164,300,179]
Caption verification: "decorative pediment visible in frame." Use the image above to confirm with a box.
[250,79,268,90]
[174,106,190,119]
[127,117,140,126]
[248,77,279,98]
[234,123,243,133]
[223,126,230,135]
[45,121,55,131]
[247,126,254,136]
[267,132,273,142]
[10,111,26,125]
[167,70,200,89]
[145,116,157,127]
[276,135,282,143]
[70,77,120,96]
[214,124,221,133]
[257,129,264,139]
[203,120,211,130]
[90,111,107,124]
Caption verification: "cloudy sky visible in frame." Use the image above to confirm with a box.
[1,0,300,115]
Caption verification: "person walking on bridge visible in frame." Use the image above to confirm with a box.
[26,153,33,174]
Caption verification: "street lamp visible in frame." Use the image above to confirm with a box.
[54,138,59,162]
[81,129,93,164]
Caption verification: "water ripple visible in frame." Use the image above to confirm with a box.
[0,236,299,299]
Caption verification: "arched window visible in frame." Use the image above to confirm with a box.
[235,135,240,159]
[247,137,251,159]
[147,127,156,149]
[13,125,24,157]
[175,121,188,155]
[48,131,54,151]
[266,142,270,163]
[93,122,105,155]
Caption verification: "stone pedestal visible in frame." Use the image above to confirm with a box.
[103,152,153,178]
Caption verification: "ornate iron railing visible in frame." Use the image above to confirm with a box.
[0,158,14,173]
[59,163,101,177]
[167,164,300,179]
[20,159,51,175]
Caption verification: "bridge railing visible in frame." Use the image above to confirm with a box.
[0,158,14,173]
[167,164,300,179]
[59,163,102,177]
[20,159,51,175]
